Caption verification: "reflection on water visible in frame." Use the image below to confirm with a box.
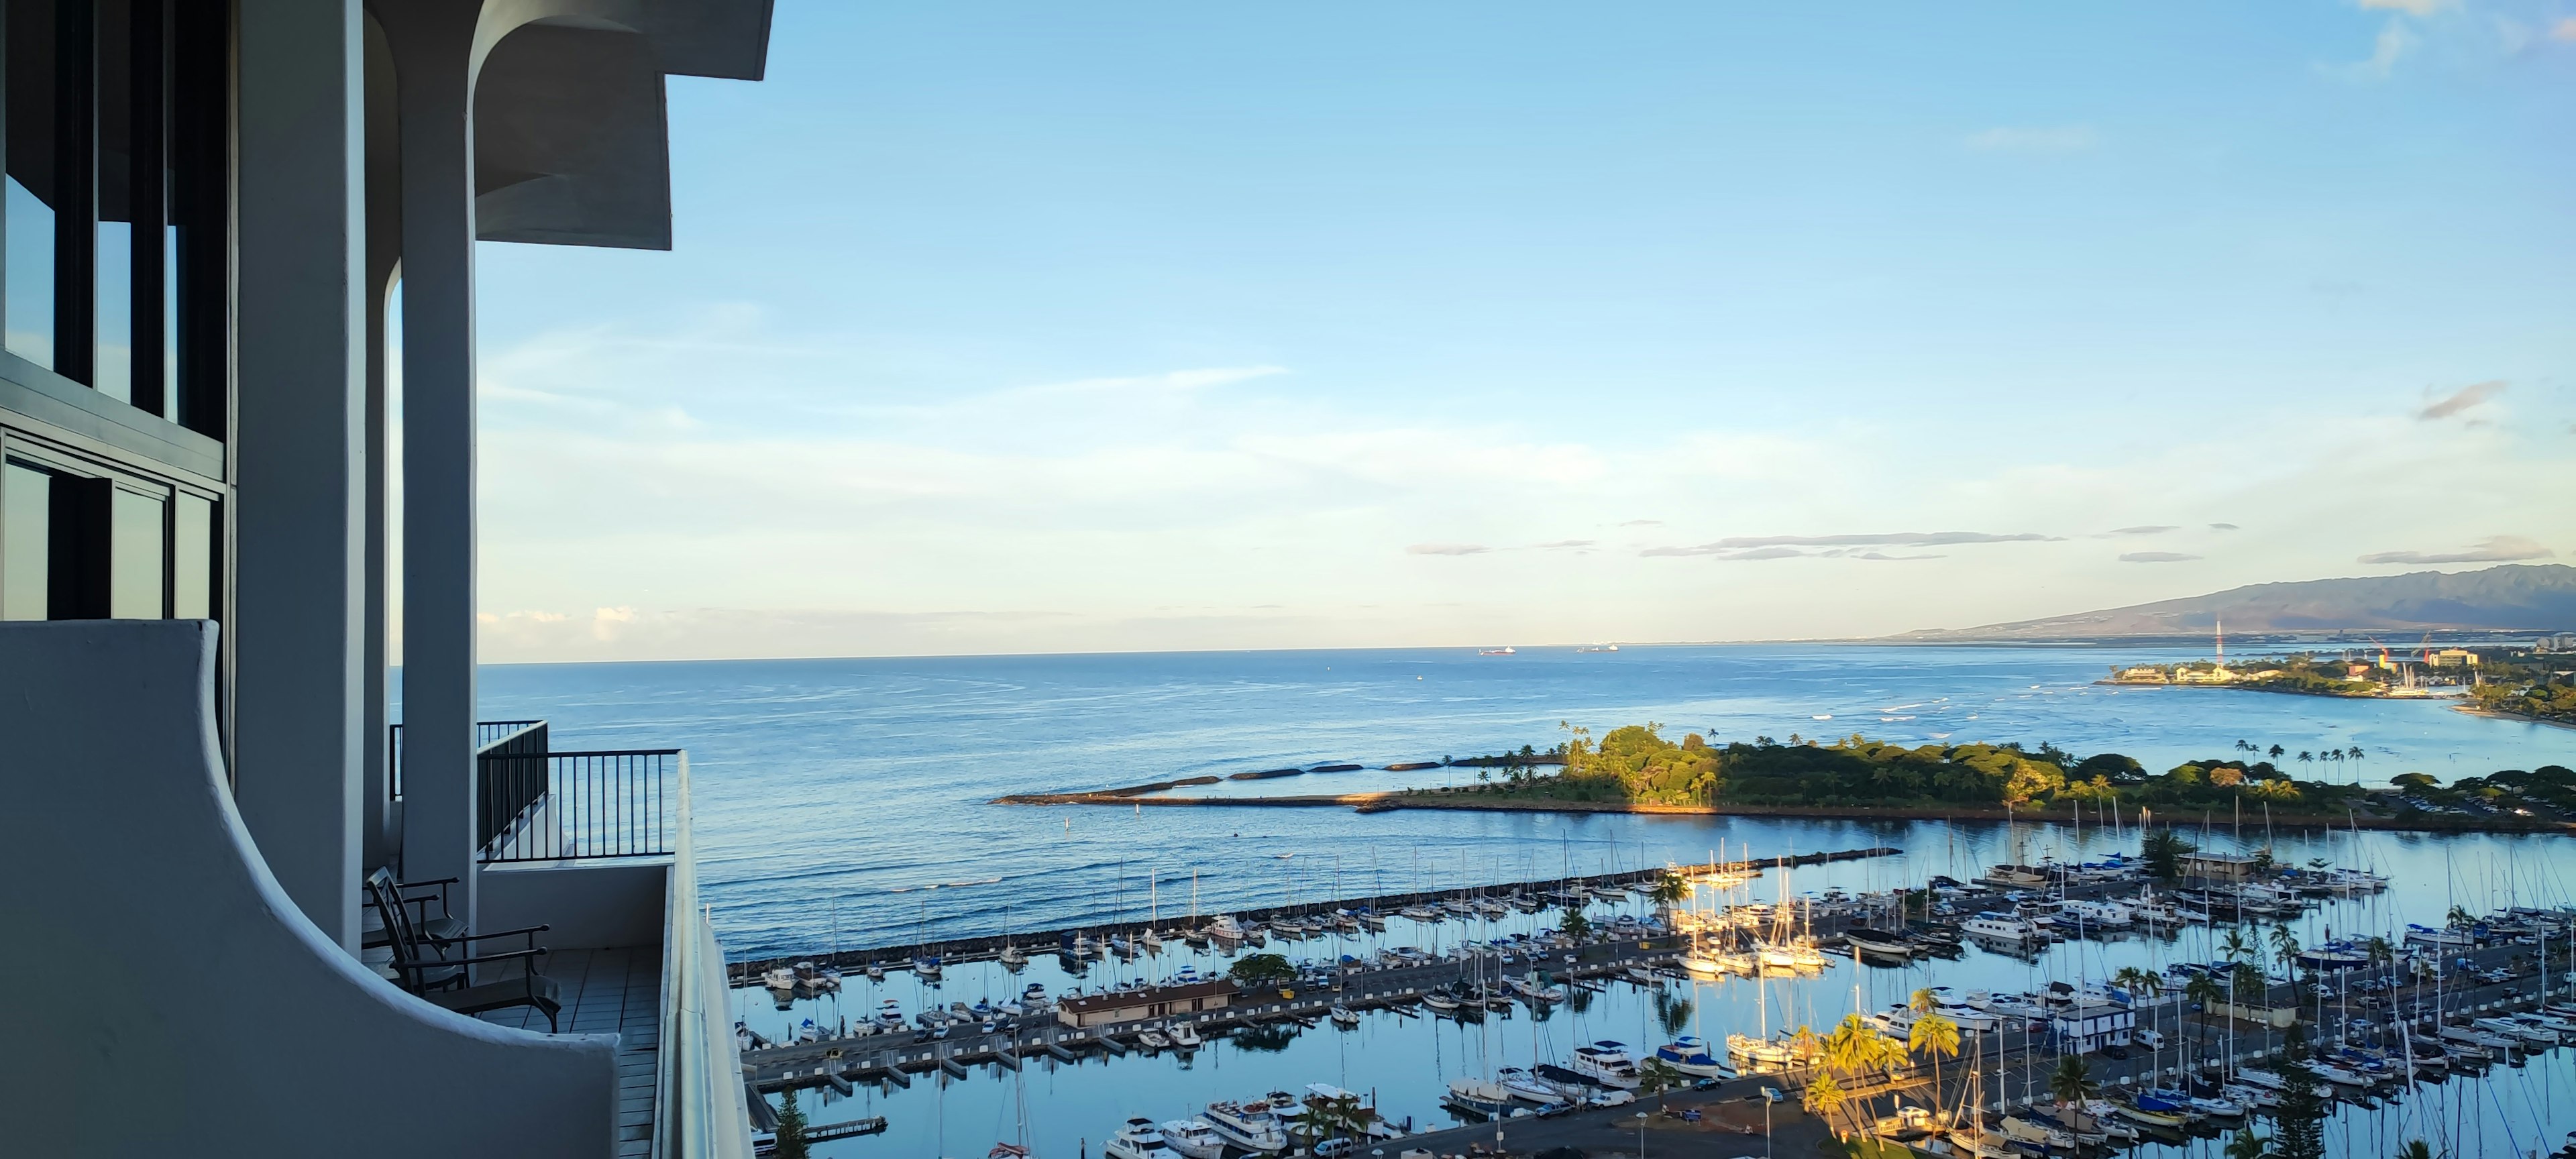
[737,840,2576,1158]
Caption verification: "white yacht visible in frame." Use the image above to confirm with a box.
[760,967,796,992]
[1159,1118,1228,1159]
[873,999,906,1030]
[1106,1117,1174,1159]
[1169,1022,1203,1049]
[2055,899,2134,928]
[1572,1041,1643,1089]
[1962,913,2037,942]
[1201,1099,1290,1153]
[1208,916,1246,944]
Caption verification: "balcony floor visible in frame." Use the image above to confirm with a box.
[476,946,661,1158]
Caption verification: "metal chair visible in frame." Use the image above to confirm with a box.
[364,869,564,1032]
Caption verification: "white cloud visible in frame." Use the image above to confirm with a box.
[2555,17,2576,41]
[1964,126,2098,153]
[1407,543,1491,556]
[2355,0,2451,13]
[2118,551,2202,563]
[2357,535,2554,565]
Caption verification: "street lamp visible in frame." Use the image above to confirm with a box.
[1635,1109,1649,1157]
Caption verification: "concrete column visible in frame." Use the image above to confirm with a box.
[380,0,484,929]
[231,0,368,952]
[358,14,402,873]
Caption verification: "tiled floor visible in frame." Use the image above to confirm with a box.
[478,946,663,1158]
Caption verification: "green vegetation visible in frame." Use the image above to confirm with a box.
[2389,765,2576,820]
[1227,952,1297,987]
[773,1090,810,1159]
[1425,724,2383,814]
[2142,828,2196,881]
[2471,677,2576,726]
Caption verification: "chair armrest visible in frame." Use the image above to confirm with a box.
[437,924,550,944]
[392,947,550,973]
[396,877,462,889]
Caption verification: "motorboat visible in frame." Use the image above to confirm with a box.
[1106,1117,1174,1159]
[2000,1115,2076,1151]
[1158,1118,1228,1159]
[2405,924,2478,950]
[1330,1005,1359,1027]
[1208,916,1245,944]
[1962,913,2037,942]
[1169,1022,1202,1049]
[1201,1099,1290,1154]
[761,967,797,992]
[1572,1041,1642,1089]
[1653,1036,1732,1078]
[1945,1125,2017,1158]
[1138,1030,1173,1050]
[864,962,885,982]
[873,999,906,1030]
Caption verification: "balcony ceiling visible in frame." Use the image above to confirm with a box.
[472,0,775,250]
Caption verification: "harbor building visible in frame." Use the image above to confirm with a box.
[1057,979,1242,1029]
[2049,1001,2136,1056]
[0,2,774,1155]
[2178,851,2260,883]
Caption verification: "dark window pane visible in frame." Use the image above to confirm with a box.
[171,490,207,618]
[2,463,49,620]
[5,0,62,371]
[109,486,161,618]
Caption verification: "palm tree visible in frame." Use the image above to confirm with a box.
[1638,1058,1686,1106]
[2270,924,2303,1003]
[2446,904,2474,931]
[2298,750,2314,766]
[1803,1073,1848,1138]
[2048,1055,2098,1107]
[2223,1127,2269,1159]
[2184,974,2226,1061]
[1909,1011,1962,1126]
[2222,926,2255,964]
[2393,1140,2434,1159]
[1648,872,1688,916]
[2269,744,2286,760]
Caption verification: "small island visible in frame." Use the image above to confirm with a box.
[998,722,2576,832]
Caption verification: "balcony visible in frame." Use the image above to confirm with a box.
[1,621,749,1158]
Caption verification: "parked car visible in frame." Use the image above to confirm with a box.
[2099,1044,2131,1060]
[2134,1030,2166,1050]
[1760,1087,1786,1104]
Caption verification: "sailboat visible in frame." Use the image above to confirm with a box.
[998,903,1027,967]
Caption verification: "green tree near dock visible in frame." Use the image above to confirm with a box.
[772,1089,810,1159]
[1228,953,1297,988]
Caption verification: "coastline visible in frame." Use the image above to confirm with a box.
[990,787,2571,834]
[2453,704,2576,733]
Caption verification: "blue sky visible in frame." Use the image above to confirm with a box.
[450,0,2576,661]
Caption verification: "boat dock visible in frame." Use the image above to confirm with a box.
[740,936,1692,1094]
[731,845,1900,980]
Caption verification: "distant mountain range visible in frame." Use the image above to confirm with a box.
[1896,563,2576,641]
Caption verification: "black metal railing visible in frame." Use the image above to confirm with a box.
[478,749,678,864]
[387,719,545,800]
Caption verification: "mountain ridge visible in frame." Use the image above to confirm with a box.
[1895,563,2576,641]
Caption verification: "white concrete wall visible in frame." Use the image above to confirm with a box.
[0,621,619,1158]
[483,860,672,950]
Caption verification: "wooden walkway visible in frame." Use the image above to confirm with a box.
[476,947,662,1159]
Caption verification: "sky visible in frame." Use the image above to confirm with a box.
[433,0,2576,662]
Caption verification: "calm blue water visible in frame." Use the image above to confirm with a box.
[456,644,2576,955]
[445,643,2576,1158]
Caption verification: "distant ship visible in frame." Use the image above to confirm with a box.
[1576,644,1620,653]
[1479,646,1517,656]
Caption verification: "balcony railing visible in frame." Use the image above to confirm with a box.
[479,749,678,864]
[386,718,545,800]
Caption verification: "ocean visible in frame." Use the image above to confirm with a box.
[447,643,2576,1158]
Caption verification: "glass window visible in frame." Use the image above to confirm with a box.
[95,221,131,402]
[2,462,50,620]
[109,486,162,618]
[5,0,62,371]
[171,491,209,618]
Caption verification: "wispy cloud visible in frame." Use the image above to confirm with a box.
[2357,535,2554,565]
[1616,519,1664,527]
[2119,551,2202,563]
[1407,543,1491,556]
[1965,126,2098,153]
[2107,525,2180,536]
[1532,539,1596,550]
[2210,522,2241,531]
[2356,0,2450,13]
[1642,531,2057,561]
[2418,380,2506,420]
[2334,18,2419,80]
[2555,17,2576,41]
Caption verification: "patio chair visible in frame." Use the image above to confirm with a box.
[364,870,564,1032]
[360,868,466,950]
